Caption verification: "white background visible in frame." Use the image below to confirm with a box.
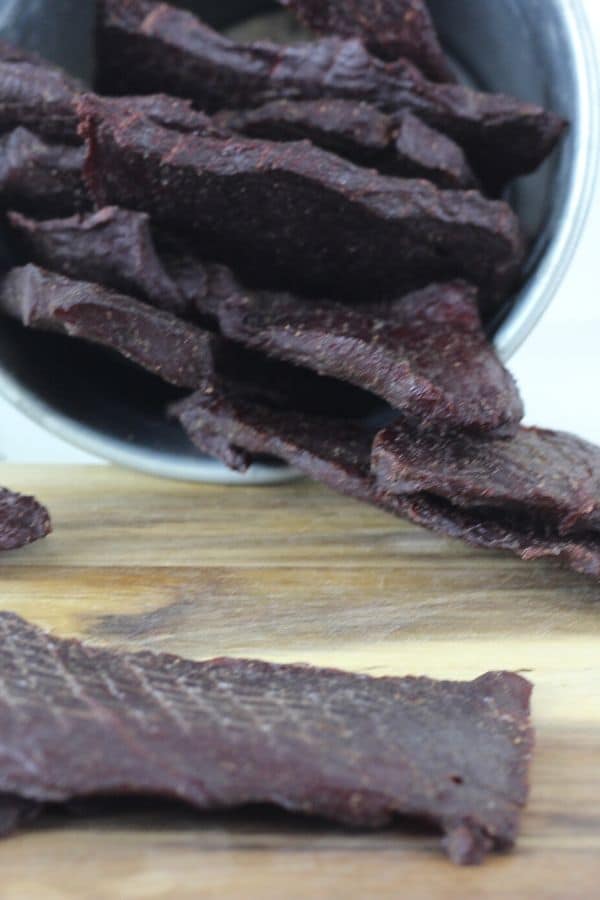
[1,1,600,464]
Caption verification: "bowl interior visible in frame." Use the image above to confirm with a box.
[0,0,589,479]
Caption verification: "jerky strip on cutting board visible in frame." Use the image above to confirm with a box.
[0,39,83,143]
[0,128,89,217]
[372,423,600,579]
[78,95,523,301]
[0,612,533,865]
[215,103,477,189]
[96,0,566,188]
[217,283,523,435]
[0,487,51,551]
[0,265,217,389]
[278,0,454,80]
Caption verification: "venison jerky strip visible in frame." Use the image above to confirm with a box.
[0,487,51,551]
[0,265,217,389]
[8,208,187,317]
[215,102,477,188]
[96,0,566,187]
[0,39,83,143]
[0,611,533,865]
[372,423,600,579]
[217,283,523,435]
[0,128,89,216]
[278,0,453,80]
[373,423,600,538]
[175,381,600,581]
[78,95,523,301]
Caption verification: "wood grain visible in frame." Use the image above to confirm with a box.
[0,464,599,899]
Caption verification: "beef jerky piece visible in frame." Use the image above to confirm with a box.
[96,0,566,188]
[78,95,523,301]
[112,93,228,137]
[215,102,476,188]
[8,208,187,317]
[0,612,533,864]
[279,0,453,80]
[173,377,378,497]
[371,423,600,580]
[0,128,88,217]
[373,423,600,538]
[217,283,523,435]
[0,795,42,837]
[0,39,83,143]
[0,487,51,551]
[0,265,217,390]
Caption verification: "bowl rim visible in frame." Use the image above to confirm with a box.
[494,0,600,362]
[0,0,597,483]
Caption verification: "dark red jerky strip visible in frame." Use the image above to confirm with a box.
[8,208,188,317]
[0,39,83,143]
[371,423,600,579]
[0,265,217,390]
[0,487,51,551]
[0,128,89,217]
[372,423,600,536]
[217,284,523,435]
[95,0,566,188]
[0,612,533,865]
[215,102,477,189]
[78,95,523,302]
[278,0,453,80]
[172,379,377,500]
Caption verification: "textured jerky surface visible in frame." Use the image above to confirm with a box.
[279,0,453,80]
[0,128,88,217]
[372,423,600,579]
[215,101,476,188]
[0,487,51,551]
[78,94,523,301]
[0,612,533,864]
[96,0,566,187]
[217,282,523,434]
[0,265,216,389]
[0,39,83,143]
[8,208,187,317]
[173,377,378,497]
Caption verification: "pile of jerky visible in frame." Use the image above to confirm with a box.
[2,0,600,582]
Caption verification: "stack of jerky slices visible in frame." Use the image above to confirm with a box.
[3,0,600,585]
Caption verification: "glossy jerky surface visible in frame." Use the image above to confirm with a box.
[215,101,476,188]
[78,94,523,301]
[0,612,533,865]
[0,487,51,551]
[279,0,454,80]
[0,128,88,217]
[217,283,523,434]
[0,265,217,389]
[95,0,566,187]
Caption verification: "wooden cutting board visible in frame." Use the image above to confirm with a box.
[0,464,599,899]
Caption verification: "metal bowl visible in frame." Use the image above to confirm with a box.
[0,0,597,483]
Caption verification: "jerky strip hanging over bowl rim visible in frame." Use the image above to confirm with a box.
[77,93,524,303]
[0,612,534,865]
[95,0,567,189]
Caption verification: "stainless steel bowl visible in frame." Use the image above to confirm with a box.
[0,0,597,482]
